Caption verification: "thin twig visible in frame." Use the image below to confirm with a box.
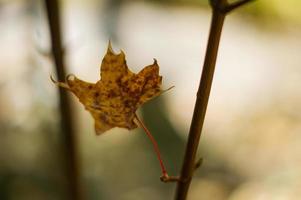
[174,0,254,199]
[225,0,255,13]
[44,0,82,199]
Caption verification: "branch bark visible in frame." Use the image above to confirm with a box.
[174,0,254,199]
[44,0,82,199]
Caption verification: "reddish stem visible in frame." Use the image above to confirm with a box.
[134,114,168,177]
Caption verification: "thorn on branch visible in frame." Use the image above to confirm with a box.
[194,157,203,170]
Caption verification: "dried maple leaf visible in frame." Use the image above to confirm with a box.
[51,42,168,135]
[51,42,179,182]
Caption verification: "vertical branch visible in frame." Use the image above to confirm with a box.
[174,0,254,199]
[44,0,82,199]
[175,6,226,200]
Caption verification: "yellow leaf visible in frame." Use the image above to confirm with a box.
[51,42,165,135]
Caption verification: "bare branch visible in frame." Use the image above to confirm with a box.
[44,0,82,199]
[175,8,226,200]
[174,0,255,199]
[225,0,255,13]
[209,0,228,13]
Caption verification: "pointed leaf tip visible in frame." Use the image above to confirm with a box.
[50,74,70,90]
[119,49,125,58]
[107,40,112,51]
[153,58,158,65]
[107,40,116,55]
[50,74,57,84]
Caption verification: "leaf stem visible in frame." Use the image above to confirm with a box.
[134,114,168,176]
[135,114,180,182]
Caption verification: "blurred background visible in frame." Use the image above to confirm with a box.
[1,0,301,199]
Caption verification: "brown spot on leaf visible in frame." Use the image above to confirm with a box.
[94,92,99,97]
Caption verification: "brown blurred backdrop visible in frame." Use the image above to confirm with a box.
[0,0,301,199]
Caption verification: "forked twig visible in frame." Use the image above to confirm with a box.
[174,0,255,199]
[224,0,255,13]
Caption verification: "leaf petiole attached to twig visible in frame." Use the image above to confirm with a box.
[134,113,180,182]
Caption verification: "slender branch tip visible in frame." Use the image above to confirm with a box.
[225,0,255,13]
[210,0,254,14]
